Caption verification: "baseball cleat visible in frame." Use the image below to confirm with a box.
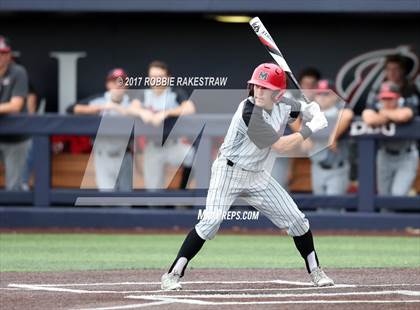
[310,267,334,287]
[161,272,182,290]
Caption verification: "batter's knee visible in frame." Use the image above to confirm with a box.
[287,216,310,237]
[195,220,222,240]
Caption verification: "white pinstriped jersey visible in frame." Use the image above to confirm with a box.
[219,96,297,171]
[195,96,309,240]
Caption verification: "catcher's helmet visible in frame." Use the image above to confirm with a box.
[247,63,286,91]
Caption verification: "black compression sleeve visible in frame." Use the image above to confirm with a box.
[299,125,312,140]
[242,99,280,149]
[293,229,319,273]
[168,228,205,277]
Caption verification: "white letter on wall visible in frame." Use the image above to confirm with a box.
[50,52,86,114]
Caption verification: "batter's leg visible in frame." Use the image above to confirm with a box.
[161,159,242,290]
[246,171,334,286]
[271,157,289,189]
[167,227,205,277]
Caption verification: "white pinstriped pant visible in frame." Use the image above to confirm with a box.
[195,156,309,240]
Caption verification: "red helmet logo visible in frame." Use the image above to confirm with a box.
[248,63,286,90]
[258,71,268,81]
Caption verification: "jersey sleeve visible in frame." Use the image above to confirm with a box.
[242,100,280,149]
[280,96,302,122]
[11,66,29,98]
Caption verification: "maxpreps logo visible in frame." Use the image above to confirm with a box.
[335,45,419,111]
[259,71,268,81]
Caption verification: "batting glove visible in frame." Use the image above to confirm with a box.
[301,101,321,120]
[306,111,328,133]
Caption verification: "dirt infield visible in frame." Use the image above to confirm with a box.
[1,268,419,310]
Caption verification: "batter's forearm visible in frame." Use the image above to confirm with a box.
[272,132,304,153]
[288,117,302,132]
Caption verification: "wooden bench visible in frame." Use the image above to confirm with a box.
[1,155,419,192]
[0,153,185,189]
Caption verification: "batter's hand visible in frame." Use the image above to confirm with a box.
[301,101,321,120]
[305,111,328,133]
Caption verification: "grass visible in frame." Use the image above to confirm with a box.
[0,233,419,272]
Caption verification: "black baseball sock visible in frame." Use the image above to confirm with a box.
[293,229,320,273]
[168,228,206,277]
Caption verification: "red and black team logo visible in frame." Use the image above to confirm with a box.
[335,45,419,114]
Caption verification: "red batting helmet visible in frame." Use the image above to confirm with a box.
[247,63,286,91]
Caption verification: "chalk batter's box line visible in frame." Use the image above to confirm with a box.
[123,288,420,309]
[9,279,420,288]
[7,282,420,297]
[7,284,420,295]
[8,279,315,287]
[6,281,420,310]
[6,283,356,294]
[72,299,420,310]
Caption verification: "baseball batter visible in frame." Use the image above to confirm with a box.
[161,63,334,290]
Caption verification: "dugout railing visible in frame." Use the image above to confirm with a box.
[0,114,419,229]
